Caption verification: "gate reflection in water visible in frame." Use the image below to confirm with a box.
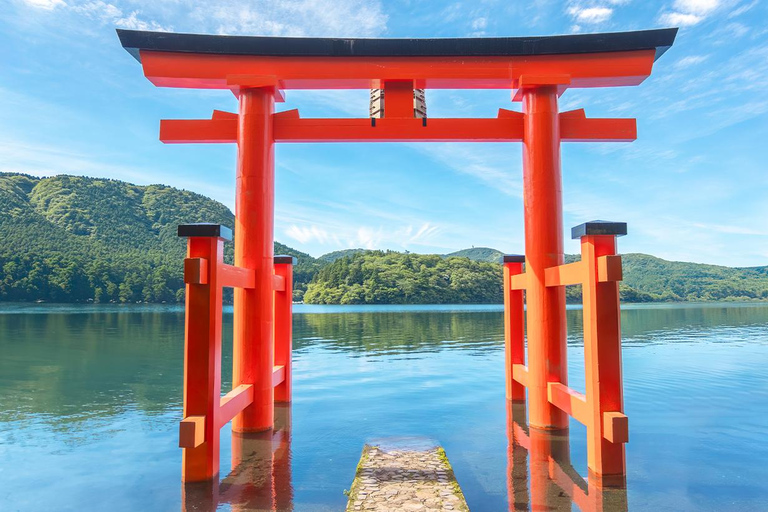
[183,405,293,511]
[507,401,628,512]
[181,402,631,512]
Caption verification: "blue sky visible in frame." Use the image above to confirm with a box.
[1,0,767,266]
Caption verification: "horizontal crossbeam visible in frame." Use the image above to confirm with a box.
[140,50,657,90]
[512,364,530,388]
[219,264,255,289]
[218,384,254,428]
[547,382,590,426]
[509,273,528,290]
[161,114,635,144]
[272,365,285,387]
[545,261,584,287]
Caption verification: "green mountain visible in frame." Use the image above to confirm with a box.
[304,251,502,304]
[0,173,318,303]
[3,172,768,305]
[317,248,369,263]
[444,247,505,263]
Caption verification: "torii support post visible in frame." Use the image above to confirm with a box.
[179,223,230,482]
[503,255,526,402]
[503,221,629,487]
[233,86,277,433]
[178,223,295,482]
[576,221,628,487]
[522,83,569,431]
[273,255,296,403]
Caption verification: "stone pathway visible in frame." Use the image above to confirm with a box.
[346,444,469,511]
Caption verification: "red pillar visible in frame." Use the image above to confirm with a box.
[521,86,568,430]
[233,87,276,433]
[580,230,627,486]
[178,226,228,482]
[503,255,526,402]
[274,256,294,403]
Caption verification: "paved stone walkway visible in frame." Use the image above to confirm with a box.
[346,444,469,511]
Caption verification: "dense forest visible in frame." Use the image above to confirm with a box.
[2,172,768,305]
[0,173,315,303]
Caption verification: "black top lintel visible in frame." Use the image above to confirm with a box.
[571,221,627,239]
[274,255,298,265]
[178,223,233,241]
[503,254,526,263]
[117,28,678,63]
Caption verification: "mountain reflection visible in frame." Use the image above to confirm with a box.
[3,304,768,422]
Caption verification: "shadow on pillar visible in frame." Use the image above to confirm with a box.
[506,401,628,512]
[182,404,294,512]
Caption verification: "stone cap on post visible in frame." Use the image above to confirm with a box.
[571,220,627,239]
[274,255,297,265]
[502,254,526,264]
[177,223,233,241]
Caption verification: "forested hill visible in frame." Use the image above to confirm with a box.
[0,173,318,303]
[2,173,768,304]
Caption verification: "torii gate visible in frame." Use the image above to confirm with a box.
[118,27,677,488]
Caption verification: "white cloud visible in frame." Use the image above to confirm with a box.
[189,0,386,37]
[407,223,440,244]
[412,143,523,199]
[728,0,758,18]
[722,21,749,37]
[673,0,720,15]
[285,225,335,245]
[659,0,723,26]
[19,0,386,38]
[283,222,439,251]
[675,54,709,67]
[471,17,487,30]
[21,0,65,9]
[659,11,704,25]
[568,6,613,23]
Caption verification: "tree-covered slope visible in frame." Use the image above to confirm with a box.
[0,173,318,303]
[302,251,768,305]
[3,173,768,305]
[317,248,369,264]
[304,251,502,304]
[443,247,505,263]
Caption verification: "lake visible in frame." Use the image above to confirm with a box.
[1,302,767,511]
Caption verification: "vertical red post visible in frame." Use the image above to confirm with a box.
[577,221,628,487]
[503,255,526,402]
[521,85,568,430]
[178,224,230,482]
[274,256,295,403]
[382,80,416,118]
[233,87,276,433]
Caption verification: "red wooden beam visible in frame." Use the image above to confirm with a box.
[559,109,636,142]
[547,382,590,426]
[161,119,237,143]
[160,113,635,144]
[140,50,657,90]
[218,384,254,428]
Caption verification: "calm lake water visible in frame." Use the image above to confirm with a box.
[1,302,767,511]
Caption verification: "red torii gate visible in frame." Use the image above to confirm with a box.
[118,27,677,487]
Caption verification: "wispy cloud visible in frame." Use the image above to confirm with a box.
[18,0,387,37]
[411,144,523,199]
[675,54,709,67]
[658,0,723,26]
[283,221,442,251]
[22,0,64,10]
[568,6,614,23]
